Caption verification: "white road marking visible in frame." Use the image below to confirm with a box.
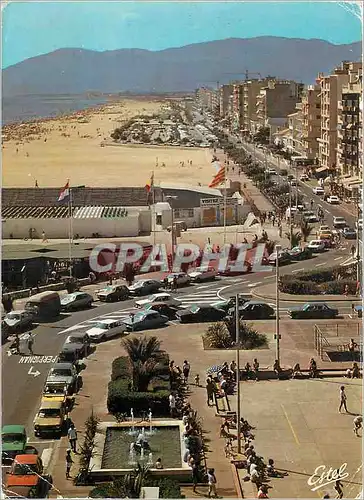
[315,262,327,267]
[247,282,262,287]
[334,257,343,261]
[40,448,53,470]
[19,355,58,364]
[27,440,55,444]
[263,275,274,280]
[195,283,217,289]
[325,209,330,214]
[292,268,304,273]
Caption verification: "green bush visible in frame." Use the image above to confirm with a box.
[203,323,233,348]
[153,478,185,499]
[321,280,357,295]
[279,278,321,295]
[111,357,131,381]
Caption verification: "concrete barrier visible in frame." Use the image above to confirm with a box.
[4,278,92,301]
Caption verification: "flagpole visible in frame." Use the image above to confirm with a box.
[68,184,73,278]
[153,161,157,246]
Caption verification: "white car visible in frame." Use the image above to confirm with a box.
[318,225,331,233]
[135,292,173,308]
[166,272,191,287]
[266,168,276,175]
[327,195,340,204]
[300,174,309,181]
[86,319,126,342]
[307,240,326,253]
[188,267,217,282]
[312,186,324,195]
[333,216,347,229]
[290,179,298,187]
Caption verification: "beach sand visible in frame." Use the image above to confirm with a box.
[2,98,216,188]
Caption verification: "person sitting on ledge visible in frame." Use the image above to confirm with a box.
[308,358,318,378]
[155,458,163,469]
[266,459,288,478]
[273,360,282,379]
[292,363,303,379]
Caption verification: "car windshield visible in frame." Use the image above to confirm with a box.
[190,305,200,313]
[94,323,109,330]
[38,409,61,418]
[148,295,157,301]
[302,304,311,311]
[69,336,83,343]
[2,433,24,443]
[44,385,65,394]
[7,314,20,320]
[13,463,38,475]
[51,369,72,377]
[134,312,146,321]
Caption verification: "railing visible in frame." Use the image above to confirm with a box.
[314,323,362,360]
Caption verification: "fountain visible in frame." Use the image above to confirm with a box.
[128,443,137,466]
[146,409,156,436]
[147,452,153,467]
[140,447,144,460]
[128,408,137,436]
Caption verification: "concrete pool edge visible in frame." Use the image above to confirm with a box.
[89,420,191,478]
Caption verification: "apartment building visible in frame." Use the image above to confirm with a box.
[318,61,362,174]
[336,77,362,192]
[219,84,234,117]
[242,79,271,134]
[232,83,245,132]
[196,87,219,113]
[255,80,304,137]
[301,84,321,160]
[285,104,304,155]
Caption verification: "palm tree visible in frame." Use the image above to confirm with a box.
[285,231,301,248]
[300,222,312,242]
[122,336,163,364]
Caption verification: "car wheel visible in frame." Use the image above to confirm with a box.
[100,335,106,342]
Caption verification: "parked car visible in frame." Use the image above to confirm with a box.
[317,234,334,248]
[212,295,252,312]
[290,179,298,187]
[144,302,181,320]
[176,304,226,323]
[42,382,69,405]
[300,174,310,181]
[123,310,169,331]
[135,292,177,308]
[287,246,312,261]
[58,343,86,365]
[60,292,93,311]
[33,400,66,437]
[128,279,161,296]
[86,319,126,342]
[266,168,276,175]
[3,310,33,332]
[333,216,347,229]
[97,284,129,302]
[228,301,275,320]
[46,363,79,394]
[24,291,61,320]
[307,240,326,253]
[342,227,357,239]
[268,250,291,266]
[219,261,252,275]
[318,225,331,234]
[312,186,324,195]
[4,454,52,499]
[303,211,319,223]
[166,272,190,287]
[327,195,340,205]
[188,267,217,282]
[288,302,338,319]
[2,425,27,464]
[64,332,91,356]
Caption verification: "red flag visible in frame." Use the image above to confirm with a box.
[145,172,154,193]
[209,167,226,188]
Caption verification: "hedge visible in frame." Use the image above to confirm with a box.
[107,356,170,416]
[279,265,357,295]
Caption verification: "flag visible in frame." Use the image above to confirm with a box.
[209,166,226,188]
[145,172,154,193]
[58,180,70,202]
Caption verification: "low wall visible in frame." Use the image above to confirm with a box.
[4,278,92,301]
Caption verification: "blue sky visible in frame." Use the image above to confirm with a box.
[2,1,362,68]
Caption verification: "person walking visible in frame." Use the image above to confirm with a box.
[353,415,362,436]
[65,449,74,479]
[351,245,356,258]
[206,377,215,406]
[339,386,348,413]
[207,468,218,498]
[25,332,34,355]
[67,423,78,453]
[169,392,176,418]
[13,333,21,355]
[190,457,199,493]
[42,230,48,243]
[182,360,190,384]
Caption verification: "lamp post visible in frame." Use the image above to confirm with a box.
[235,293,242,453]
[165,195,178,263]
[275,244,282,365]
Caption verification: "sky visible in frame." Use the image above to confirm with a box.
[2,1,362,68]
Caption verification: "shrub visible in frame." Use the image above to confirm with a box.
[154,478,185,499]
[225,319,268,349]
[203,323,233,348]
[111,357,131,381]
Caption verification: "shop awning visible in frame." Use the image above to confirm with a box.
[316,166,329,173]
[341,177,362,189]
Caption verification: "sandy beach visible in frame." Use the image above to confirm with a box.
[2,98,216,188]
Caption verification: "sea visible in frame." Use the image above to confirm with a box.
[2,94,112,126]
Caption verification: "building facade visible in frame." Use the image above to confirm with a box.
[219,84,234,117]
[232,83,245,132]
[318,61,362,173]
[242,79,271,135]
[301,84,321,159]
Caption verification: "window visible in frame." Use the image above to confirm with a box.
[174,209,194,218]
[156,215,162,225]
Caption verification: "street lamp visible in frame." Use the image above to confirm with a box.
[275,244,282,365]
[235,293,242,453]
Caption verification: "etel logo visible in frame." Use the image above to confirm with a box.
[307,463,349,492]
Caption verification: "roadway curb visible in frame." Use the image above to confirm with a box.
[252,288,361,303]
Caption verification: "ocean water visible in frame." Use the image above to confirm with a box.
[2,94,111,125]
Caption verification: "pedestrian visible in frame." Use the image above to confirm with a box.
[339,385,348,413]
[257,484,269,499]
[253,358,259,381]
[13,333,21,355]
[207,468,217,498]
[206,377,214,406]
[190,457,199,493]
[194,373,200,386]
[351,245,355,257]
[67,423,78,453]
[182,360,190,383]
[173,276,178,292]
[42,230,48,242]
[334,475,344,499]
[353,415,362,436]
[169,392,176,418]
[25,332,34,355]
[65,449,73,479]
[344,284,349,296]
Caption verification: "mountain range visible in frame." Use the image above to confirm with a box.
[3,37,362,97]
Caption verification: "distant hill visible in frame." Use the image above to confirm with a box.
[3,37,361,97]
